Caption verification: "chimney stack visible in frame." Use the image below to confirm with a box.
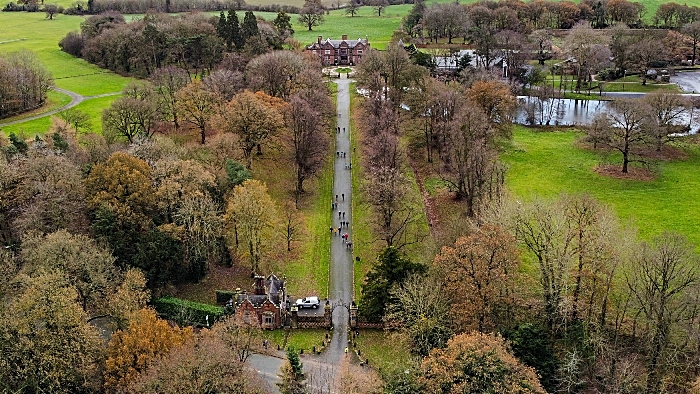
[254,275,266,295]
[318,36,322,44]
[342,34,347,41]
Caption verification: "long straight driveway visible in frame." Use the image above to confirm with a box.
[304,76,355,393]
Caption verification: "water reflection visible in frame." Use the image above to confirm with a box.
[515,96,697,133]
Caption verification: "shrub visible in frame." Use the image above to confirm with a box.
[215,290,236,304]
[58,31,84,57]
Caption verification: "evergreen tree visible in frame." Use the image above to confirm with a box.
[241,11,259,43]
[360,247,426,322]
[278,347,306,394]
[273,11,294,39]
[228,9,243,50]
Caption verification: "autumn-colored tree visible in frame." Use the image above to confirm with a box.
[85,152,156,223]
[104,308,193,391]
[225,179,278,273]
[420,332,546,394]
[339,359,383,393]
[11,150,89,236]
[85,152,158,269]
[434,224,519,333]
[21,229,120,314]
[175,79,221,144]
[0,271,104,393]
[107,268,151,330]
[466,80,517,136]
[128,331,272,394]
[217,90,285,169]
[152,157,216,222]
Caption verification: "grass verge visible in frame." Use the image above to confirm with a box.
[263,328,328,354]
[353,329,413,374]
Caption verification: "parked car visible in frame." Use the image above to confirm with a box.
[295,296,320,309]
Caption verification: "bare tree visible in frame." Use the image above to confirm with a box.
[285,91,331,206]
[641,92,690,151]
[626,233,699,394]
[365,165,422,248]
[440,104,503,218]
[150,66,189,131]
[601,98,651,173]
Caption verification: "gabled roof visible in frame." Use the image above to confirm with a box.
[307,38,369,50]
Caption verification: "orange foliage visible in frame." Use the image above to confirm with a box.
[420,332,546,394]
[104,308,192,392]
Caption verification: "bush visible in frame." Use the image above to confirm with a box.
[58,31,84,57]
[3,2,39,11]
[153,296,225,327]
[215,289,236,304]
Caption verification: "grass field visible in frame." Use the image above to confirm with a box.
[1,94,119,136]
[0,12,132,133]
[0,13,133,95]
[502,126,700,248]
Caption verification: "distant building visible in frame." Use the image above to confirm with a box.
[306,35,370,66]
[235,274,287,329]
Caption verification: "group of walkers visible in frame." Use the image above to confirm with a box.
[332,121,352,251]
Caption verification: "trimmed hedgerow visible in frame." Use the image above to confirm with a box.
[153,296,225,327]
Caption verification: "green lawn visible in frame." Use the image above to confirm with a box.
[502,127,700,248]
[259,6,407,50]
[0,12,133,95]
[263,328,328,354]
[0,12,132,134]
[354,329,413,374]
[1,94,119,136]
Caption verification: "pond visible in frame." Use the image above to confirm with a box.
[515,96,699,133]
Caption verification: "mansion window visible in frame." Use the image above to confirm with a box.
[263,313,274,326]
[357,50,363,54]
[325,49,330,55]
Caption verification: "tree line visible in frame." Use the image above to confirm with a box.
[0,51,53,120]
[405,0,700,41]
[58,10,291,78]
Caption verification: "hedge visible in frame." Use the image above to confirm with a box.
[153,296,225,327]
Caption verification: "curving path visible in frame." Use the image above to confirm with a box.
[0,87,120,128]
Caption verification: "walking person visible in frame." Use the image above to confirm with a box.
[342,193,344,201]
[342,212,345,219]
[339,211,341,218]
